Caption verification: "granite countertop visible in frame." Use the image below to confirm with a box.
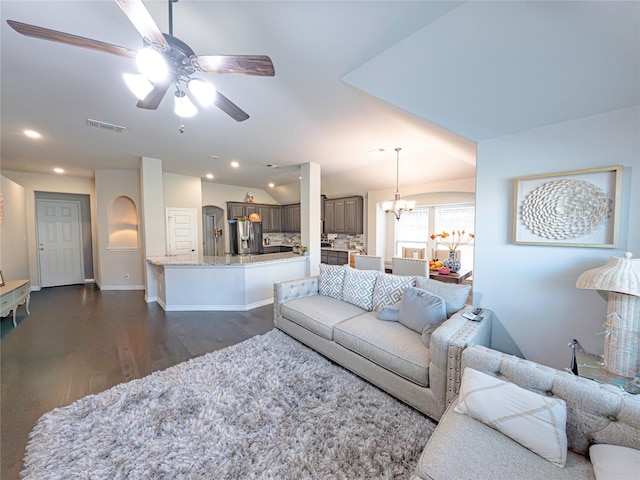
[321,247,362,253]
[147,252,306,266]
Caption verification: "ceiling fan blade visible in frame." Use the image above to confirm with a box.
[214,91,250,122]
[193,55,275,77]
[136,78,171,110]
[114,0,168,49]
[6,20,135,58]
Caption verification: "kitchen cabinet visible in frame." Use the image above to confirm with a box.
[263,245,294,254]
[227,202,257,220]
[322,196,363,234]
[320,249,349,265]
[281,204,300,233]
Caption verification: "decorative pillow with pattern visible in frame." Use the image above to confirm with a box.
[415,277,471,317]
[318,264,346,300]
[372,272,415,311]
[342,267,378,311]
[455,367,568,468]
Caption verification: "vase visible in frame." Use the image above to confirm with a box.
[443,250,461,273]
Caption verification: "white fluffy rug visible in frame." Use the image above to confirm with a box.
[21,330,436,479]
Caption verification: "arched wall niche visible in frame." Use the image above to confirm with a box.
[108,195,139,249]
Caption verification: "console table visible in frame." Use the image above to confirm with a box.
[429,269,472,284]
[0,279,31,327]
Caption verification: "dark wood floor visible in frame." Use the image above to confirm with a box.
[0,284,274,480]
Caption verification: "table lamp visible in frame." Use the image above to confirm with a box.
[576,252,640,378]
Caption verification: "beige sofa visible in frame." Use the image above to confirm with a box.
[413,344,640,480]
[273,266,492,421]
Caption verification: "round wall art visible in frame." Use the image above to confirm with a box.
[521,179,611,240]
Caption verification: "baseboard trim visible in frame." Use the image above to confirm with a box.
[99,285,145,291]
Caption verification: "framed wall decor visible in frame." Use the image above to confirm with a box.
[0,271,5,287]
[513,165,622,248]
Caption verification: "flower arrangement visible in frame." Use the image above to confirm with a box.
[430,230,474,251]
[299,245,308,255]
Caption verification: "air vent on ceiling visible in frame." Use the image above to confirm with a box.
[86,119,127,133]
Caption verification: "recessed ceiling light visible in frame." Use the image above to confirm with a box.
[24,129,41,139]
[298,176,302,180]
[53,167,65,174]
[230,161,239,168]
[268,183,275,188]
[206,173,214,179]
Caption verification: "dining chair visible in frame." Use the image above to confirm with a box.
[392,257,429,277]
[401,247,427,259]
[354,254,385,271]
[434,249,461,263]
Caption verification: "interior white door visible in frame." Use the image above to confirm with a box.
[36,200,84,287]
[166,208,198,255]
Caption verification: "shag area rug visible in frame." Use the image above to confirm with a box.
[22,329,436,479]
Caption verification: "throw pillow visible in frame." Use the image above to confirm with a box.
[342,267,378,311]
[319,264,346,300]
[397,287,447,344]
[589,444,640,480]
[415,277,471,317]
[455,367,568,468]
[375,305,400,321]
[372,272,415,311]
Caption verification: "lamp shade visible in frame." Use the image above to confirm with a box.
[576,252,640,297]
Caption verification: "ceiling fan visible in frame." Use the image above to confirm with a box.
[6,0,275,123]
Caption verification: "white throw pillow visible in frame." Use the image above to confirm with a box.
[455,367,568,468]
[415,277,471,317]
[342,267,378,311]
[319,264,346,300]
[372,272,415,311]
[590,444,640,480]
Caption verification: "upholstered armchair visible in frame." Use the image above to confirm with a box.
[392,257,429,276]
[354,255,385,271]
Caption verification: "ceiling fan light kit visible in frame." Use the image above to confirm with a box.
[7,0,275,127]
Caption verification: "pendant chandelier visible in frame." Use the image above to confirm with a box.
[381,147,416,220]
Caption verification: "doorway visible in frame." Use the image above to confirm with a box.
[202,205,224,256]
[166,207,199,255]
[36,199,84,287]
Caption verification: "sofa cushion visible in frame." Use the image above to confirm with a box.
[415,277,471,317]
[334,312,430,387]
[589,444,640,480]
[398,287,447,345]
[318,264,346,300]
[342,267,378,311]
[455,367,568,468]
[372,272,415,311]
[415,400,593,480]
[281,295,366,340]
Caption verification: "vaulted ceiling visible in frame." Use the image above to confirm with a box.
[1,1,637,201]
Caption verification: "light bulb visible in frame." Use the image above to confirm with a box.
[174,91,197,117]
[136,47,168,83]
[123,73,153,100]
[188,79,217,107]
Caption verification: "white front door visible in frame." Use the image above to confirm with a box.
[36,200,84,287]
[166,208,198,255]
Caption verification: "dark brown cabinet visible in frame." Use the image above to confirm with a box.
[227,202,287,233]
[320,249,349,265]
[281,204,300,233]
[323,195,363,234]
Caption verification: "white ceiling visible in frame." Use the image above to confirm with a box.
[1,1,637,202]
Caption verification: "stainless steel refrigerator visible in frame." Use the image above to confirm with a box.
[229,219,263,255]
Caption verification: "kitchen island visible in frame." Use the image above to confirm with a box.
[146,253,308,311]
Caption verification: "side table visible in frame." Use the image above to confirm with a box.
[569,339,639,394]
[0,279,31,327]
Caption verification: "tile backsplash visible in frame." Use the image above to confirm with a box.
[264,232,365,252]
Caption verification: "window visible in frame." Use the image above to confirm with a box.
[434,204,475,270]
[395,208,429,256]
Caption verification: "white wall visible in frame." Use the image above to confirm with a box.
[0,176,29,280]
[95,169,144,290]
[475,106,640,369]
[201,182,279,208]
[1,171,97,288]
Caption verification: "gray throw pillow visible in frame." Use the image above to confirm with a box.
[375,305,400,321]
[398,287,447,345]
[415,277,471,317]
[342,267,378,311]
[372,272,415,311]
